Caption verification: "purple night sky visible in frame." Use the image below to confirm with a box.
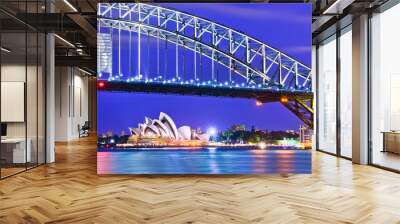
[98,3,311,135]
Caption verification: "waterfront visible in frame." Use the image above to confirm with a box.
[97,147,311,174]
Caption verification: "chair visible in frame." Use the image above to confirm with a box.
[79,121,90,138]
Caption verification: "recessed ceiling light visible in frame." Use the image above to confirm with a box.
[54,34,75,48]
[322,0,355,15]
[1,47,11,53]
[63,0,78,12]
[78,67,93,76]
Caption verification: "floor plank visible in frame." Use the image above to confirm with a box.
[1,136,400,224]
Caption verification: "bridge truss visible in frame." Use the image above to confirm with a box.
[97,3,314,127]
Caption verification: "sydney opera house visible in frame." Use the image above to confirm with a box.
[127,112,210,146]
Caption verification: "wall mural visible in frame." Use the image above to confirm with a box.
[97,3,313,174]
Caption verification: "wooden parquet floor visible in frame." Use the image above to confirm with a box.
[1,136,400,224]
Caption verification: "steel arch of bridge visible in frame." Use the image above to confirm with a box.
[97,3,314,127]
[99,18,268,86]
[98,3,312,92]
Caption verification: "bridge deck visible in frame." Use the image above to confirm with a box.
[98,81,313,103]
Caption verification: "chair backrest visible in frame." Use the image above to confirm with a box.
[82,121,90,129]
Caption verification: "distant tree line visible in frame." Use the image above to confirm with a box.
[213,125,299,144]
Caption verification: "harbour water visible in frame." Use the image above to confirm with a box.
[97,147,311,174]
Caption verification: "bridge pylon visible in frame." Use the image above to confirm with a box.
[257,95,313,129]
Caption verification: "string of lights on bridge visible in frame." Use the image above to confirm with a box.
[97,73,309,92]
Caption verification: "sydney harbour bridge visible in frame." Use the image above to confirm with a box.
[97,3,314,128]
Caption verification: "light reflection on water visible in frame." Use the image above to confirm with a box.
[97,147,312,174]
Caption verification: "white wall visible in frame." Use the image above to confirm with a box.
[55,67,89,141]
[72,72,89,138]
[55,67,69,141]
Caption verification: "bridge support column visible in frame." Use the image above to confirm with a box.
[352,14,369,165]
[176,36,178,79]
[138,26,141,78]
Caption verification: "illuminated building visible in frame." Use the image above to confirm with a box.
[129,112,210,142]
[299,125,313,149]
